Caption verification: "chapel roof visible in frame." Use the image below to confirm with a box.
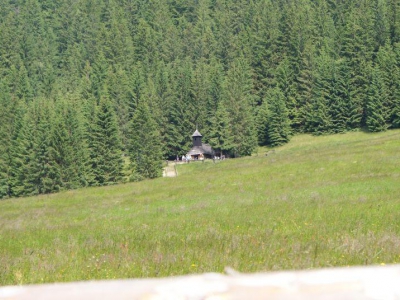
[192,129,202,137]
[186,144,214,156]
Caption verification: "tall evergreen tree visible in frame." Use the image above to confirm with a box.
[276,58,299,130]
[249,0,282,95]
[192,0,217,61]
[376,41,398,127]
[296,48,316,132]
[388,0,400,44]
[204,58,224,134]
[191,59,212,137]
[256,98,270,146]
[341,3,375,128]
[0,81,14,198]
[372,0,390,50]
[0,12,22,73]
[89,89,124,185]
[222,56,257,156]
[330,58,352,132]
[0,87,10,198]
[91,52,109,101]
[0,160,7,199]
[9,105,37,197]
[132,18,159,67]
[366,67,388,132]
[165,59,196,158]
[31,103,62,194]
[148,61,174,155]
[11,100,61,196]
[209,101,234,157]
[104,66,134,149]
[7,62,34,103]
[52,96,92,189]
[5,101,26,197]
[265,88,291,146]
[392,43,400,128]
[19,0,58,98]
[306,51,333,134]
[128,101,163,181]
[101,1,135,70]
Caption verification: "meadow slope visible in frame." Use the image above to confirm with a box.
[1,130,400,285]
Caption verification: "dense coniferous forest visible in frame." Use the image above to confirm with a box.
[1,0,400,198]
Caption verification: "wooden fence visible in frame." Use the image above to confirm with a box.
[1,264,400,299]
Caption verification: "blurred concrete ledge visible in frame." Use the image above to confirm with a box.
[1,264,400,300]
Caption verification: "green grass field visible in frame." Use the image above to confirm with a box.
[1,130,400,286]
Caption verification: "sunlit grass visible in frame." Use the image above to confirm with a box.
[1,130,400,285]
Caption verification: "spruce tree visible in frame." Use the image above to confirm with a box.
[9,109,36,197]
[89,89,124,186]
[129,63,146,117]
[266,88,291,146]
[148,61,174,156]
[222,56,257,157]
[7,62,34,103]
[0,160,7,199]
[377,41,398,128]
[11,100,61,196]
[276,58,299,130]
[306,51,333,135]
[6,102,26,197]
[212,1,235,67]
[165,59,196,158]
[0,82,12,198]
[392,86,400,128]
[372,0,390,49]
[192,0,217,61]
[101,1,135,70]
[306,95,332,135]
[249,0,282,95]
[0,12,22,72]
[392,43,400,127]
[330,58,352,133]
[18,0,57,98]
[366,67,388,132]
[209,102,234,157]
[52,96,92,189]
[91,52,109,101]
[128,101,163,181]
[256,99,270,146]
[203,58,224,136]
[104,66,134,149]
[296,49,315,132]
[32,104,61,194]
[341,4,375,128]
[191,59,212,137]
[0,98,8,197]
[388,0,400,44]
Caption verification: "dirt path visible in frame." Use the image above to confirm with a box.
[163,161,178,177]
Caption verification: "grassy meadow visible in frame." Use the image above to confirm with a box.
[1,130,400,285]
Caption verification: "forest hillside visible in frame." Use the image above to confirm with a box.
[1,0,400,198]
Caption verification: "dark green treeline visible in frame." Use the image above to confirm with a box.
[1,0,400,198]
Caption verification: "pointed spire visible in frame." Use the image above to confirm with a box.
[192,129,202,137]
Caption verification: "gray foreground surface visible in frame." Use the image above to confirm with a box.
[1,264,400,300]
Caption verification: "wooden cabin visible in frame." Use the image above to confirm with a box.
[186,129,215,160]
